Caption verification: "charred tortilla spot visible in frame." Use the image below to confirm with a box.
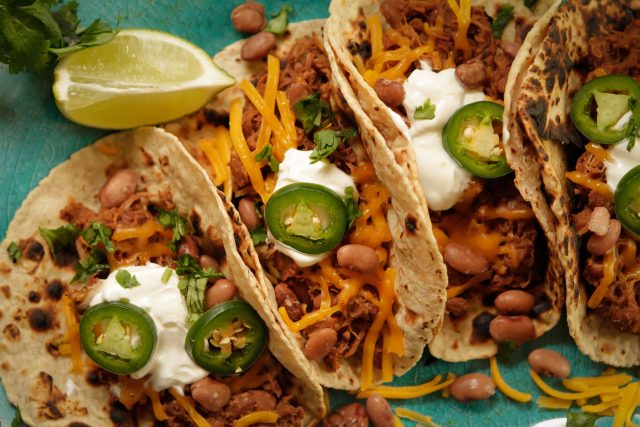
[53,249,79,268]
[2,323,20,341]
[86,367,116,386]
[24,239,45,261]
[28,291,41,303]
[404,214,418,233]
[33,372,66,420]
[0,286,10,299]
[159,155,169,167]
[139,147,154,166]
[525,98,549,137]
[1,362,8,370]
[28,308,54,332]
[109,400,134,426]
[46,280,64,301]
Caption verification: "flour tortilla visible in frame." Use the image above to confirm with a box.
[325,0,564,361]
[506,0,640,366]
[168,20,448,389]
[0,127,325,426]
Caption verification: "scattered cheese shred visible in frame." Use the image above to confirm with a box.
[145,387,168,421]
[168,389,210,427]
[445,0,472,58]
[275,90,298,160]
[112,220,167,242]
[118,376,145,410]
[566,171,613,200]
[442,372,456,398]
[393,415,405,427]
[585,142,611,162]
[381,329,394,383]
[197,125,233,199]
[356,374,454,399]
[582,398,622,413]
[61,295,83,374]
[489,356,532,403]
[614,383,639,427]
[530,370,619,400]
[367,15,384,60]
[446,271,492,299]
[254,55,280,154]
[396,407,437,425]
[588,248,618,309]
[563,374,633,390]
[233,411,279,427]
[536,396,572,410]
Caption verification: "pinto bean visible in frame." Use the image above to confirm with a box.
[587,219,621,255]
[495,290,535,315]
[323,403,369,427]
[528,349,571,378]
[489,315,536,344]
[241,31,276,61]
[450,373,496,402]
[238,197,260,230]
[98,169,138,209]
[366,394,394,427]
[304,328,337,360]
[190,378,231,412]
[501,41,521,59]
[205,279,237,310]
[274,283,303,321]
[455,59,486,89]
[286,82,310,106]
[227,390,276,416]
[588,206,610,236]
[373,79,405,108]
[231,2,266,34]
[178,237,199,258]
[443,243,489,275]
[199,254,218,270]
[337,244,379,273]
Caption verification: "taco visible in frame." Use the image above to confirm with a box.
[165,20,448,390]
[323,0,565,361]
[0,127,325,426]
[506,0,640,366]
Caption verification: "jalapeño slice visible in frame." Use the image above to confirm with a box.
[265,182,347,254]
[570,75,640,145]
[442,101,512,179]
[79,301,157,374]
[614,165,640,237]
[185,300,267,375]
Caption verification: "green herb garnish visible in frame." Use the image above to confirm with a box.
[255,145,280,172]
[80,222,114,252]
[157,209,188,251]
[12,406,27,427]
[161,268,172,283]
[7,241,21,263]
[176,254,223,322]
[414,98,436,120]
[264,4,293,35]
[115,269,141,289]
[343,186,362,229]
[293,92,333,134]
[250,225,267,245]
[491,4,514,39]
[310,128,358,163]
[40,223,79,258]
[72,248,109,283]
[566,412,600,427]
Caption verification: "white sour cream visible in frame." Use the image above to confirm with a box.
[605,111,639,192]
[402,62,485,211]
[270,149,356,267]
[90,263,209,392]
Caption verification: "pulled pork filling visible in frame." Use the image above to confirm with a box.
[50,182,305,426]
[567,11,640,335]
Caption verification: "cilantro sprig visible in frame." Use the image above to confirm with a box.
[72,248,109,283]
[157,209,189,251]
[80,222,114,252]
[264,4,293,36]
[414,98,436,120]
[491,4,514,39]
[343,186,362,228]
[293,92,333,134]
[310,128,358,163]
[176,254,223,322]
[255,145,280,172]
[7,241,21,263]
[115,269,140,289]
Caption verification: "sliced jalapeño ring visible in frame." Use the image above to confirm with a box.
[185,300,267,375]
[614,164,640,237]
[265,182,348,254]
[442,101,512,179]
[570,75,640,145]
[79,301,157,375]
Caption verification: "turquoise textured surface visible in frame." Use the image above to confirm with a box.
[0,0,630,426]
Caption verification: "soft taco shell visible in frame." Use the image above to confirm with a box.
[507,0,640,366]
[0,127,325,425]
[167,20,448,389]
[324,0,564,360]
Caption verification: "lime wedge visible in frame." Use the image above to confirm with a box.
[53,29,235,129]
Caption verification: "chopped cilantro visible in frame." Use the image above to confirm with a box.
[7,241,21,263]
[293,92,333,134]
[491,5,514,39]
[176,254,223,322]
[39,224,79,258]
[310,128,358,163]
[626,98,639,152]
[161,268,172,283]
[343,187,362,229]
[566,412,600,427]
[157,209,189,251]
[250,225,268,245]
[414,98,436,120]
[80,222,114,252]
[264,4,293,35]
[72,248,109,283]
[115,269,141,289]
[255,145,280,172]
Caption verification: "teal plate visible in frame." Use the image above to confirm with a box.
[0,1,636,426]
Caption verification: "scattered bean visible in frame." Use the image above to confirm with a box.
[238,197,260,230]
[304,328,338,360]
[443,242,489,275]
[587,219,621,255]
[501,41,521,59]
[374,79,405,108]
[199,254,218,270]
[528,349,571,378]
[366,394,394,427]
[489,315,536,344]
[495,290,535,315]
[337,244,379,273]
[227,390,276,415]
[455,59,486,88]
[178,237,199,258]
[98,169,138,209]
[231,2,266,34]
[286,82,310,106]
[450,373,496,402]
[588,206,610,236]
[323,403,369,427]
[190,377,231,412]
[205,279,237,310]
[241,31,276,61]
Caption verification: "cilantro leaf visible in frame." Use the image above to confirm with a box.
[39,224,79,258]
[255,145,280,172]
[491,4,514,39]
[626,97,639,152]
[157,209,189,251]
[176,254,223,322]
[264,4,293,35]
[7,241,21,263]
[343,187,362,229]
[293,92,333,134]
[310,128,358,163]
[72,248,109,283]
[566,412,600,427]
[80,222,114,252]
[250,225,267,245]
[414,98,436,120]
[115,269,141,289]
[50,15,116,56]
[161,268,172,283]
[12,406,27,427]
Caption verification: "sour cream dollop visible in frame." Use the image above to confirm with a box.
[269,149,356,267]
[605,111,639,192]
[401,62,485,211]
[90,263,208,391]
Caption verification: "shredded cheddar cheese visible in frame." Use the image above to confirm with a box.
[254,55,280,154]
[145,387,168,421]
[530,370,619,400]
[356,374,454,399]
[585,142,611,162]
[119,377,145,410]
[61,295,83,374]
[393,415,405,427]
[395,407,438,425]
[489,356,532,403]
[275,90,298,159]
[367,15,384,60]
[445,0,472,58]
[614,383,640,427]
[446,271,492,299]
[566,171,614,199]
[198,125,233,200]
[588,248,617,309]
[563,374,633,390]
[536,396,572,410]
[168,389,210,427]
[233,411,280,427]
